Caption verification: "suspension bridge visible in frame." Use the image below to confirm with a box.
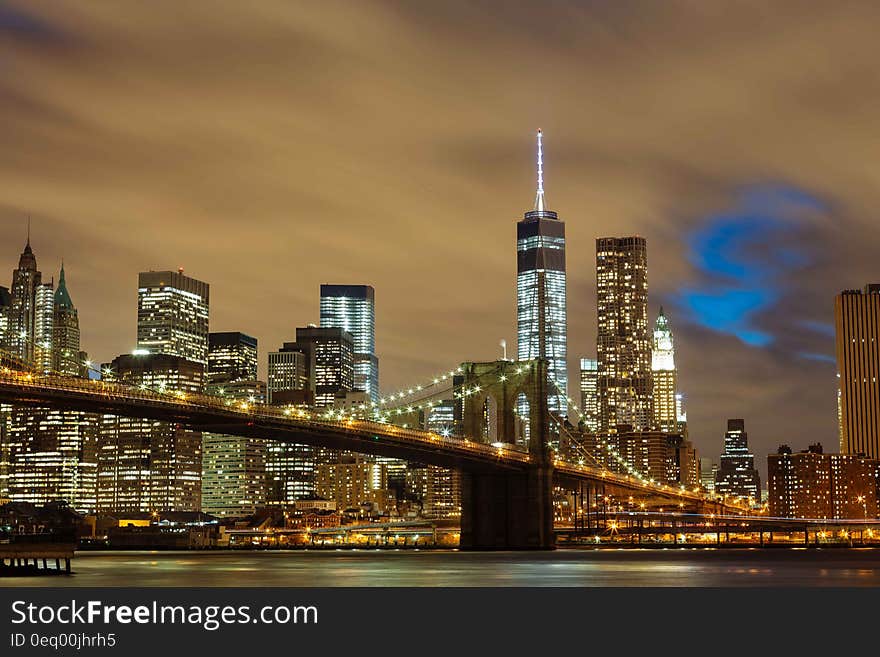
[0,346,743,549]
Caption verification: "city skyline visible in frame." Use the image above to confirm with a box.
[4,1,880,468]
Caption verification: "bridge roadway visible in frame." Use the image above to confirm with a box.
[0,367,734,510]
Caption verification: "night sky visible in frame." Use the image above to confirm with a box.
[2,1,879,469]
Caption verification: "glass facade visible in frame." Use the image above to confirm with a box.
[578,358,599,432]
[137,270,210,365]
[320,284,378,403]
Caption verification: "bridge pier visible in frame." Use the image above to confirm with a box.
[459,464,555,550]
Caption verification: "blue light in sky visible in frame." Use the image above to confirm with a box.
[679,185,824,347]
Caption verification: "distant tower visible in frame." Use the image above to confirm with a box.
[596,236,651,431]
[52,263,84,376]
[320,285,379,403]
[835,284,880,459]
[9,227,42,362]
[578,358,599,432]
[136,270,210,365]
[651,307,677,432]
[517,130,568,414]
[714,419,761,501]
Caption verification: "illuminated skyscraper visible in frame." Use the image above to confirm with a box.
[137,270,210,364]
[714,419,761,502]
[0,286,11,351]
[98,354,203,513]
[33,282,54,373]
[207,332,258,384]
[835,284,880,459]
[517,130,567,414]
[9,231,42,362]
[651,307,677,432]
[52,264,86,377]
[320,285,378,403]
[578,358,599,432]
[596,236,651,431]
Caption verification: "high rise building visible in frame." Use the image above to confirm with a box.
[202,375,267,518]
[97,353,203,513]
[52,265,86,377]
[596,236,652,431]
[714,419,761,502]
[578,358,599,432]
[699,457,717,494]
[4,407,99,512]
[768,443,878,520]
[137,270,210,364]
[517,130,567,414]
[835,284,880,459]
[267,347,311,405]
[0,286,11,351]
[33,282,55,373]
[285,326,354,409]
[207,332,258,384]
[652,307,677,432]
[320,285,378,403]
[9,233,42,362]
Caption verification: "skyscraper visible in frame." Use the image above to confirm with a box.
[596,236,652,431]
[98,354,204,513]
[286,326,354,409]
[517,130,567,414]
[9,232,41,362]
[137,269,210,364]
[0,286,11,351]
[267,348,311,405]
[202,336,267,518]
[320,284,378,403]
[33,282,54,373]
[651,307,677,432]
[714,419,761,502]
[835,284,880,459]
[207,331,258,384]
[578,358,599,432]
[52,264,86,377]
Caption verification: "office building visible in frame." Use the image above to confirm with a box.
[315,454,391,514]
[33,282,54,373]
[768,443,878,519]
[207,332,258,384]
[835,284,880,458]
[714,419,761,502]
[0,286,10,351]
[516,130,568,414]
[320,284,379,403]
[283,326,354,408]
[97,353,203,513]
[201,376,267,518]
[4,407,99,513]
[596,236,652,431]
[652,307,677,432]
[700,457,717,494]
[136,269,210,364]
[578,358,599,432]
[267,348,311,405]
[9,233,42,362]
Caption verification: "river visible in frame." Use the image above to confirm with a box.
[4,548,880,586]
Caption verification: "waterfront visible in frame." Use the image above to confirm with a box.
[5,549,880,587]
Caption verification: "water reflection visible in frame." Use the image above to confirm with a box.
[3,549,880,587]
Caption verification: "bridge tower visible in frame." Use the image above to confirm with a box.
[458,359,555,550]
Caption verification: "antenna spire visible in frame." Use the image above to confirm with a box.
[26,215,31,247]
[534,129,545,212]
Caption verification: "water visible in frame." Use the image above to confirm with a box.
[5,549,880,586]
